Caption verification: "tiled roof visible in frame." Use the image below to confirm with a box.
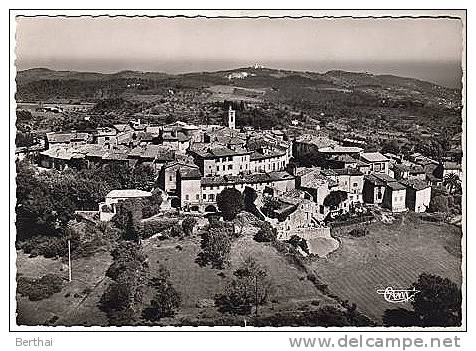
[333,168,364,176]
[400,179,430,191]
[365,173,405,190]
[295,134,337,148]
[190,147,250,159]
[179,168,202,179]
[106,189,152,198]
[386,182,407,191]
[443,161,461,170]
[46,133,73,144]
[201,171,294,187]
[360,152,389,163]
[250,149,285,161]
[318,145,363,154]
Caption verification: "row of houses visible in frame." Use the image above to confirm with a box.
[35,109,461,231]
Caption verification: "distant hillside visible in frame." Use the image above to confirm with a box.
[15,66,462,109]
[16,68,169,85]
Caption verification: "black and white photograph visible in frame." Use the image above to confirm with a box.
[11,9,465,332]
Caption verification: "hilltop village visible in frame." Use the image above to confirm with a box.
[17,102,462,244]
[15,69,463,327]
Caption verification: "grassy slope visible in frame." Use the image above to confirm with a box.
[142,233,335,325]
[310,213,462,323]
[16,249,112,326]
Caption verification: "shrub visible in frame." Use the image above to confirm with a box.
[349,227,369,237]
[287,235,310,255]
[170,224,184,238]
[17,235,70,258]
[143,278,181,321]
[182,216,198,236]
[17,274,64,301]
[253,222,277,242]
[428,195,449,213]
[197,223,233,269]
[100,281,132,312]
[141,218,179,239]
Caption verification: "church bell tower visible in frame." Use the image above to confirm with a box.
[227,105,236,129]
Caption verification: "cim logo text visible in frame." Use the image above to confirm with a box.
[376,287,420,303]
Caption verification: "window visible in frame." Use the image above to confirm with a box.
[185,194,189,200]
[228,156,232,161]
[353,182,358,187]
[196,194,199,200]
[169,175,173,181]
[203,194,206,199]
[222,165,225,171]
[216,166,219,171]
[209,194,215,201]
[228,165,232,170]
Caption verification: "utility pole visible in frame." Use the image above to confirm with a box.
[68,239,72,282]
[255,275,258,316]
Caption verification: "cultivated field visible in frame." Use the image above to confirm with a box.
[310,213,462,323]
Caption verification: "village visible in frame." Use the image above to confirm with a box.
[16,101,462,256]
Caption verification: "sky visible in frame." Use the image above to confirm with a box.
[15,16,464,87]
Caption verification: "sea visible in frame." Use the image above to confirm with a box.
[17,58,463,89]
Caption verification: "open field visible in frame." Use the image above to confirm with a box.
[310,213,462,323]
[16,249,112,326]
[205,85,266,102]
[142,232,336,325]
[16,212,461,326]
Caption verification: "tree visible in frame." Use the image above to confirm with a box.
[197,222,233,269]
[323,190,348,209]
[411,273,462,327]
[113,200,142,242]
[217,187,244,221]
[262,197,281,211]
[182,216,198,236]
[428,195,449,213]
[253,221,277,242]
[443,173,461,195]
[287,234,310,254]
[383,308,419,327]
[141,191,163,219]
[215,257,272,316]
[243,186,264,220]
[16,160,76,240]
[100,241,149,326]
[143,266,181,321]
[130,164,156,191]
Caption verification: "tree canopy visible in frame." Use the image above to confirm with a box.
[217,187,244,221]
[323,190,348,208]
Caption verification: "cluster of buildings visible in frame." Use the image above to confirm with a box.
[30,105,462,238]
